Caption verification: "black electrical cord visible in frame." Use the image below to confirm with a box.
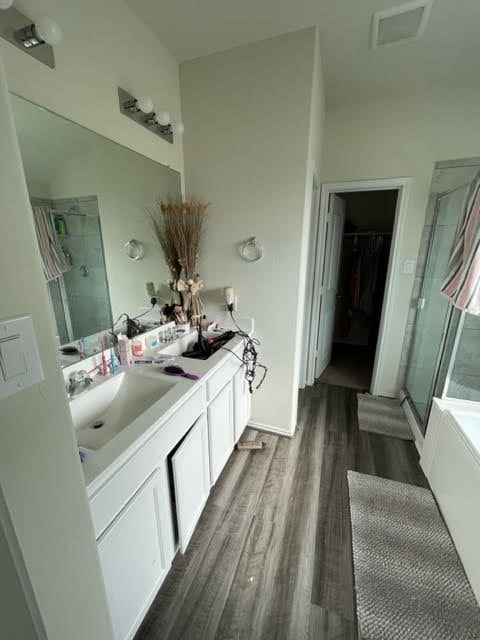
[133,301,156,321]
[109,302,156,339]
[221,309,267,393]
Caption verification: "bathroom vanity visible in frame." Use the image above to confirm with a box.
[66,328,252,640]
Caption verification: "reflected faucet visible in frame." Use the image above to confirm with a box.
[66,370,93,398]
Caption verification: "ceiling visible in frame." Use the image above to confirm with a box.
[127,0,480,106]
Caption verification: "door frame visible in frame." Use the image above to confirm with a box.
[299,176,320,388]
[306,177,411,395]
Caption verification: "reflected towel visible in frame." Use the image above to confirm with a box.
[441,170,480,315]
[32,205,71,281]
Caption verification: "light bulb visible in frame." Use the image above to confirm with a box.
[173,121,185,135]
[35,17,62,45]
[0,0,14,9]
[136,96,154,114]
[157,110,170,126]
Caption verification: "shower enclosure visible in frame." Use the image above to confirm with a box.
[403,159,480,433]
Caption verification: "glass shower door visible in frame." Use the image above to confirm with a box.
[404,184,468,426]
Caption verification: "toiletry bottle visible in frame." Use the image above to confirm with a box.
[118,333,132,366]
[132,337,144,357]
[101,347,109,375]
[109,344,118,374]
[55,215,67,235]
[146,333,159,350]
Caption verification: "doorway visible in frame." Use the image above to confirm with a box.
[319,190,396,389]
[304,178,410,394]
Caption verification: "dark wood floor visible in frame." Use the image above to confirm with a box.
[135,383,428,640]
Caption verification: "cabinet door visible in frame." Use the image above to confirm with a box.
[98,467,174,640]
[233,367,252,442]
[208,380,235,485]
[172,413,210,553]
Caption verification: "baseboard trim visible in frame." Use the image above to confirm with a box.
[248,420,295,438]
[401,391,425,453]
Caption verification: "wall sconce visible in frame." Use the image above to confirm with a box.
[118,87,184,145]
[0,5,62,68]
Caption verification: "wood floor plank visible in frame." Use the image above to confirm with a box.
[308,604,357,640]
[215,387,327,640]
[136,383,428,640]
[136,432,278,640]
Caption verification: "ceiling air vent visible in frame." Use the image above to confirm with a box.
[371,0,433,49]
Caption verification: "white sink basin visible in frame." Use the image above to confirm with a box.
[70,369,176,451]
[158,330,228,357]
[159,332,198,356]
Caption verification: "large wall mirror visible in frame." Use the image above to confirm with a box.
[11,94,181,365]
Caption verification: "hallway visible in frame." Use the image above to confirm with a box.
[136,384,427,640]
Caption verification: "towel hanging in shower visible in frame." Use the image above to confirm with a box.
[32,206,71,281]
[441,171,480,315]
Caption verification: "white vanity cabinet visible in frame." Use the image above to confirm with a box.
[97,465,174,640]
[233,366,251,442]
[86,347,253,640]
[171,413,210,553]
[207,380,235,485]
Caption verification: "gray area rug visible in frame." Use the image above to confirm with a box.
[347,471,480,640]
[357,393,413,440]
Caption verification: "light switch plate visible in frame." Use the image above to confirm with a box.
[403,259,416,275]
[0,315,44,401]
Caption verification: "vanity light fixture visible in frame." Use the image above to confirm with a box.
[0,6,61,68]
[118,87,184,145]
[15,16,62,48]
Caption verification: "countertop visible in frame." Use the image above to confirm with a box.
[73,325,250,495]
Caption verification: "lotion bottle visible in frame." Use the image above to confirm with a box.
[118,333,133,366]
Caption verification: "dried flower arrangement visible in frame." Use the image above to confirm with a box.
[149,199,209,326]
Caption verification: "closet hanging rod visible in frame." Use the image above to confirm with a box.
[343,231,392,237]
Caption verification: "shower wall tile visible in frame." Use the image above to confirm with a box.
[77,197,99,216]
[82,216,101,236]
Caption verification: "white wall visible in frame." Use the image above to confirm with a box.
[0,510,38,640]
[0,58,114,640]
[322,85,480,396]
[180,28,322,434]
[0,0,184,636]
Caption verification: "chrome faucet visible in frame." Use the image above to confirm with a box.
[66,370,93,398]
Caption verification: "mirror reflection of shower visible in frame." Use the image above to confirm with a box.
[31,195,113,344]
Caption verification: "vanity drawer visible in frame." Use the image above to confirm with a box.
[206,357,241,401]
[90,445,162,539]
[90,387,206,539]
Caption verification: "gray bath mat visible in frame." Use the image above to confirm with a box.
[356,393,412,440]
[347,471,480,640]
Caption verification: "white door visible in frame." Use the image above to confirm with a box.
[97,468,173,640]
[172,414,210,553]
[207,381,235,484]
[314,194,345,377]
